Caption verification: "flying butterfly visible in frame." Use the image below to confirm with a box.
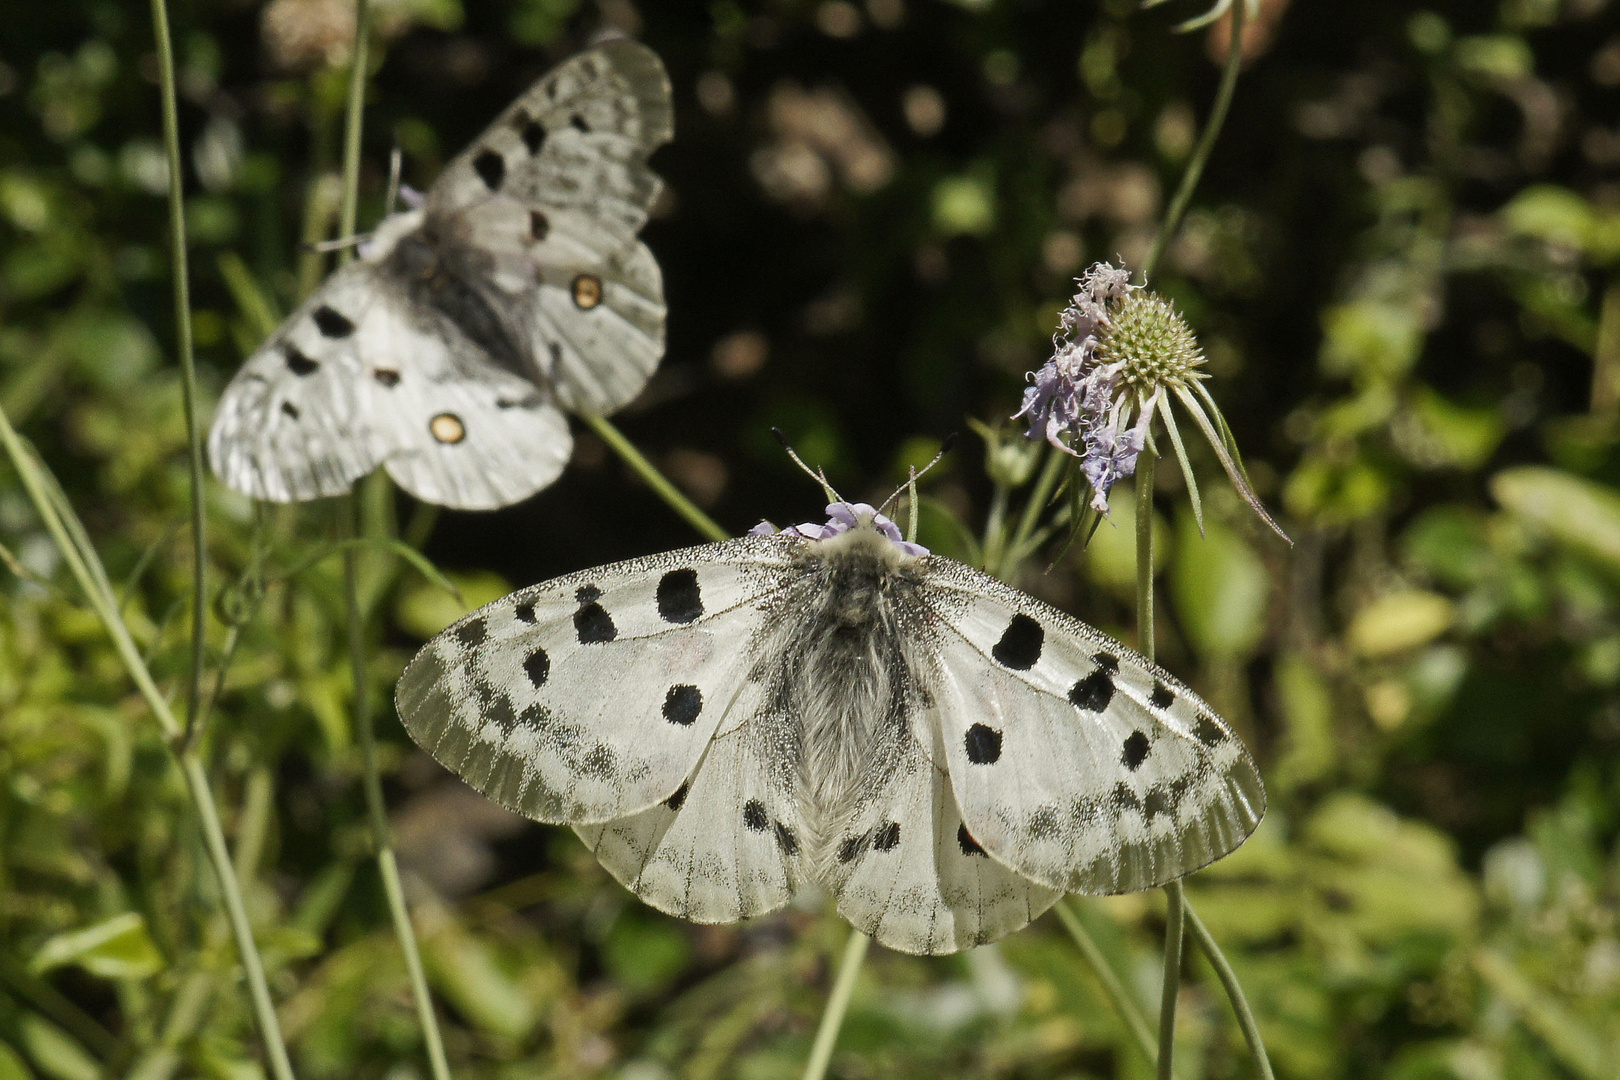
[208,38,672,510]
[395,497,1265,954]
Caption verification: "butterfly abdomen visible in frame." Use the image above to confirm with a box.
[788,523,929,867]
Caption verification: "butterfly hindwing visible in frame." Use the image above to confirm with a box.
[823,730,1061,955]
[918,562,1266,895]
[577,714,804,924]
[395,537,799,825]
[208,264,574,510]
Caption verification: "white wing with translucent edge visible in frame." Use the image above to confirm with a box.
[207,264,571,510]
[822,726,1061,955]
[395,535,800,826]
[575,711,805,924]
[427,38,671,415]
[916,561,1265,895]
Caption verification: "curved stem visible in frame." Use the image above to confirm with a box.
[148,0,207,748]
[0,409,296,1080]
[583,413,729,543]
[331,7,454,1077]
[1141,0,1250,282]
[1157,881,1185,1080]
[801,929,869,1080]
[1186,902,1275,1080]
[1053,901,1158,1066]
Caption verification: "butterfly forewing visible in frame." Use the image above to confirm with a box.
[919,564,1266,895]
[396,537,799,825]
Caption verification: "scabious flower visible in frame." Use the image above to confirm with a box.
[1016,261,1286,539]
[750,502,929,556]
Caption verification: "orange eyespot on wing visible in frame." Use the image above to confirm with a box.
[571,273,604,309]
[430,413,467,444]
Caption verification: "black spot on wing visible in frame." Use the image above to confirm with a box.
[514,601,536,624]
[574,603,615,644]
[282,344,319,376]
[743,800,768,832]
[523,647,550,687]
[837,835,864,864]
[373,369,400,387]
[520,120,545,155]
[312,305,354,338]
[1112,783,1141,811]
[1151,682,1176,710]
[872,822,901,852]
[1144,787,1172,820]
[1093,652,1120,673]
[570,113,589,133]
[1195,713,1227,747]
[991,613,1043,670]
[1069,669,1115,712]
[529,210,549,241]
[280,401,300,419]
[576,584,602,604]
[656,568,703,624]
[662,685,702,726]
[964,723,1002,765]
[664,783,688,811]
[453,618,487,648]
[1122,730,1150,770]
[774,822,799,855]
[957,824,986,857]
[472,149,505,191]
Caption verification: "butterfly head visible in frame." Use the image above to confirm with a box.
[751,502,928,558]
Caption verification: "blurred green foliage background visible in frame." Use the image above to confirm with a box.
[4,0,1620,1077]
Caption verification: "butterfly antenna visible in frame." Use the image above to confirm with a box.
[877,432,959,520]
[771,427,841,504]
[383,145,404,218]
[302,233,372,254]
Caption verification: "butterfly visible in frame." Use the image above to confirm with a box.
[396,500,1264,953]
[208,39,672,510]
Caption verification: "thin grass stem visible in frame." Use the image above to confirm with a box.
[330,7,454,1074]
[147,0,209,750]
[1052,901,1159,1067]
[801,929,869,1080]
[0,411,297,1080]
[340,497,453,1080]
[1158,881,1185,1080]
[1185,902,1275,1080]
[1001,443,1065,575]
[1141,0,1249,282]
[583,413,729,542]
[1135,451,1157,659]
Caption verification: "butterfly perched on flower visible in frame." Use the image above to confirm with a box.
[209,39,671,510]
[395,500,1264,954]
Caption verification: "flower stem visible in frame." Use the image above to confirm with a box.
[1135,451,1157,658]
[1052,901,1158,1066]
[340,498,453,1080]
[1141,0,1249,283]
[0,409,297,1080]
[147,0,208,749]
[1186,903,1275,1080]
[582,413,729,542]
[1001,443,1065,574]
[800,929,869,1080]
[332,7,453,1077]
[1158,881,1185,1080]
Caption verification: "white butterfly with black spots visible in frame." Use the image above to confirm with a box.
[208,38,671,510]
[395,503,1265,954]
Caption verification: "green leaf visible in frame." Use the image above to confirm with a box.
[1170,510,1268,661]
[1491,466,1620,572]
[395,569,510,639]
[17,1018,98,1080]
[30,912,163,980]
[0,1041,36,1080]
[1347,591,1454,658]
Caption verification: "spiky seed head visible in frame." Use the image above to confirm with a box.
[1096,292,1204,395]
